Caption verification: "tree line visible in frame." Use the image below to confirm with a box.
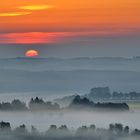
[0,121,140,140]
[87,87,140,100]
[0,97,60,111]
[0,96,129,111]
[68,95,129,111]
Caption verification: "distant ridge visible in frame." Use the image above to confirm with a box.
[0,56,139,60]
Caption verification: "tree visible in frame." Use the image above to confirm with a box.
[29,97,46,110]
[114,123,123,135]
[31,125,38,134]
[0,121,11,132]
[11,99,27,110]
[0,102,12,110]
[129,92,138,100]
[89,124,96,130]
[14,124,28,134]
[76,125,88,136]
[69,95,94,109]
[124,126,129,135]
[47,125,57,136]
[89,87,111,100]
[132,129,140,136]
[109,124,115,132]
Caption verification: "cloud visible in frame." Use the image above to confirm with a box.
[0,4,54,17]
[19,5,55,11]
[0,32,58,44]
[0,31,134,45]
[0,12,31,17]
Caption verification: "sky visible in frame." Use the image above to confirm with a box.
[0,0,140,58]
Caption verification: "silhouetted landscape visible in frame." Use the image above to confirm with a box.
[0,121,140,140]
[67,95,129,111]
[1,0,140,139]
[55,87,140,107]
[0,94,129,112]
[0,58,140,140]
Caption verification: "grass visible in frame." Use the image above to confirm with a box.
[128,102,140,110]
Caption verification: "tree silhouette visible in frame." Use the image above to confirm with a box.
[124,126,129,135]
[14,124,28,134]
[11,99,27,110]
[0,121,11,132]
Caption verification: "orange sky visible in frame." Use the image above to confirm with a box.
[0,0,140,44]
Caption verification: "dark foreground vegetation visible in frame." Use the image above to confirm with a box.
[68,95,129,111]
[54,87,140,106]
[0,96,129,112]
[0,121,140,140]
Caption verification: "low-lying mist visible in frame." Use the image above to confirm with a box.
[0,121,140,140]
[0,110,140,131]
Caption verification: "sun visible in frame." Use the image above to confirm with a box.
[25,50,39,57]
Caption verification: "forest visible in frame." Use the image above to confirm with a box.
[0,121,140,140]
[0,96,129,111]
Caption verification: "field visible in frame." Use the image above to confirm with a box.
[128,102,140,110]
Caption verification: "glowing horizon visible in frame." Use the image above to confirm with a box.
[0,0,140,44]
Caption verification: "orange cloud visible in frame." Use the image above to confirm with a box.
[0,32,60,44]
[19,5,55,10]
[0,12,31,17]
[0,0,140,36]
[0,30,135,44]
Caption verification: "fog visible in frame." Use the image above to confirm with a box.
[0,57,140,140]
[0,109,139,131]
[1,57,140,72]
[0,57,140,98]
[0,110,140,140]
